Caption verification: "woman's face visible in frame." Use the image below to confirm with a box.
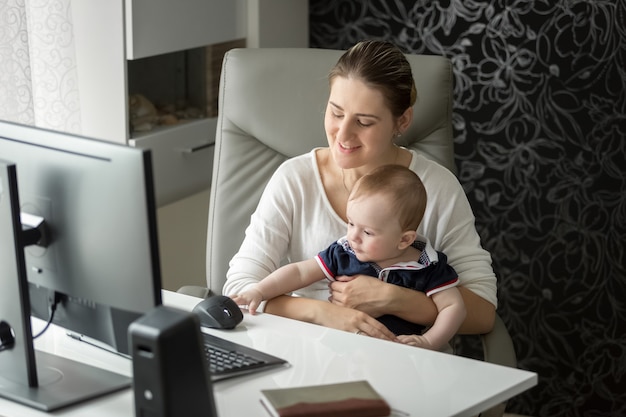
[324,77,399,170]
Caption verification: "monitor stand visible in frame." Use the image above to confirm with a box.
[0,161,131,411]
[0,351,131,411]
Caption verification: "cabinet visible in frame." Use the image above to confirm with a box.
[126,0,246,60]
[68,0,307,291]
[70,1,245,207]
[69,0,310,207]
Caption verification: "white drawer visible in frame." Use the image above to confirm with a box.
[130,118,216,207]
[125,0,246,59]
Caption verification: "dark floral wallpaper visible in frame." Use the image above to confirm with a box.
[309,1,626,416]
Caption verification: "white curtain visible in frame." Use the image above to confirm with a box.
[0,0,81,132]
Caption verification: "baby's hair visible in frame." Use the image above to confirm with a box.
[329,40,417,118]
[349,165,426,231]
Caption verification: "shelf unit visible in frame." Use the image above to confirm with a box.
[70,1,245,207]
[68,0,308,291]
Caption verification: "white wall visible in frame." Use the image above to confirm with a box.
[157,189,210,291]
[247,0,309,48]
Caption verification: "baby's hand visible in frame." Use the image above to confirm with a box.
[229,288,264,315]
[397,334,437,351]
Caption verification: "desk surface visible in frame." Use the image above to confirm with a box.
[1,290,536,417]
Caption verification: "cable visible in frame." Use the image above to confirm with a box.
[32,292,64,340]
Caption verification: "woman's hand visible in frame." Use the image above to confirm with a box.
[315,300,398,342]
[327,275,389,316]
[265,294,398,342]
[330,278,495,334]
[329,275,438,327]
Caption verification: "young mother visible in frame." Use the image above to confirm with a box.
[223,40,497,342]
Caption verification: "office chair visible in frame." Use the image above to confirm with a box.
[179,47,516,417]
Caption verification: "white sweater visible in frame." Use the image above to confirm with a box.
[224,149,497,307]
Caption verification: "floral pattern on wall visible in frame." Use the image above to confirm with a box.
[310,1,626,416]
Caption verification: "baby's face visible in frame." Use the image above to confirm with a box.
[345,195,405,263]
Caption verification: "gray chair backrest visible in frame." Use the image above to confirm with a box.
[206,47,454,293]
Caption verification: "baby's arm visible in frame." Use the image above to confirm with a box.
[229,258,324,314]
[397,287,466,351]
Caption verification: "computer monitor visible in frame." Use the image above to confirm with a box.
[0,120,163,411]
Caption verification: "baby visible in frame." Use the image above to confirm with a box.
[230,165,466,351]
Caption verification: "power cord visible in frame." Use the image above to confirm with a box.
[32,291,65,340]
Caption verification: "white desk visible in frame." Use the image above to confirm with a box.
[1,290,537,417]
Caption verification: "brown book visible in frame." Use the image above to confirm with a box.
[260,380,391,417]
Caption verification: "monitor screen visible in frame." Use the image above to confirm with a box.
[0,120,162,410]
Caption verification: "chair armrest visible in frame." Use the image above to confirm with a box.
[177,285,211,299]
[478,313,517,417]
[482,313,517,368]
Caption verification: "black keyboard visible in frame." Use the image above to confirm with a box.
[202,332,288,381]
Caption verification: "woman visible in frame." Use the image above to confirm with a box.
[223,40,497,342]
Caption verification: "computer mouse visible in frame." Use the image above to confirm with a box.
[192,295,243,329]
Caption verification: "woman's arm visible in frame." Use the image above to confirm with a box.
[224,153,348,302]
[264,294,398,341]
[413,155,498,333]
[329,275,438,326]
[329,276,495,334]
[456,287,495,334]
